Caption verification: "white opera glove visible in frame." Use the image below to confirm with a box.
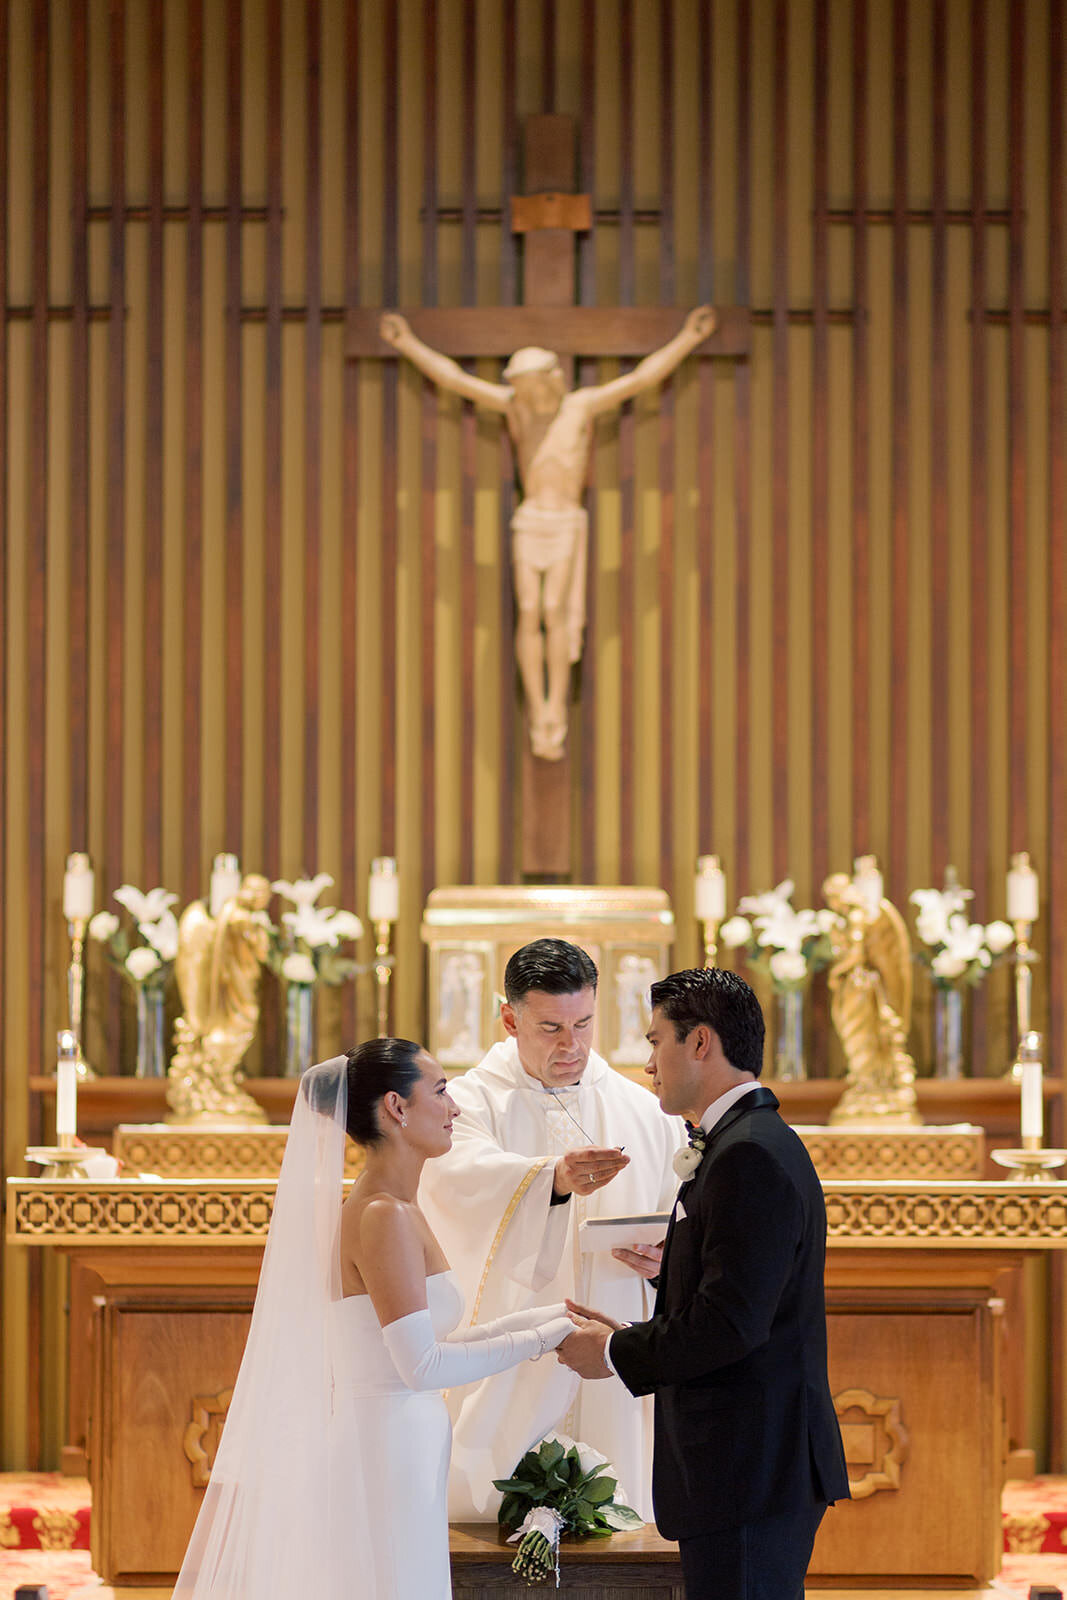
[459,1303,569,1342]
[382,1309,575,1393]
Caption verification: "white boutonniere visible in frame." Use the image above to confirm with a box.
[672,1124,707,1180]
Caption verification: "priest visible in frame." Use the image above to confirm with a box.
[418,937,684,1522]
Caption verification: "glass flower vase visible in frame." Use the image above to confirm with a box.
[285,982,315,1079]
[135,984,167,1079]
[933,985,964,1079]
[774,987,807,1081]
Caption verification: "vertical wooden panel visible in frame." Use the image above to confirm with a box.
[69,0,89,850]
[224,0,242,852]
[733,0,752,891]
[696,0,714,858]
[578,0,596,883]
[340,0,359,1036]
[888,0,909,902]
[183,0,204,903]
[105,0,126,1056]
[771,0,789,883]
[541,0,555,113]
[496,0,517,885]
[304,0,322,871]
[657,0,675,894]
[851,0,870,857]
[1048,0,1066,1468]
[969,0,990,1065]
[458,0,476,883]
[379,0,398,859]
[929,0,949,880]
[143,0,164,888]
[0,0,8,1464]
[262,0,282,881]
[617,0,636,883]
[1008,0,1027,850]
[419,0,438,904]
[810,0,830,1061]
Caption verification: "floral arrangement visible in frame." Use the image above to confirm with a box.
[494,1434,642,1585]
[673,1122,707,1180]
[267,874,365,987]
[909,884,1014,989]
[719,880,841,991]
[87,885,179,991]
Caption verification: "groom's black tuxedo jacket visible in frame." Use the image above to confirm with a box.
[610,1085,849,1542]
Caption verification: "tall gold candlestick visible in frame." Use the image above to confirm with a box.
[1012,917,1035,1055]
[65,917,97,1080]
[374,919,394,1037]
[701,919,721,969]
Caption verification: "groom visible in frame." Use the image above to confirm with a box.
[558,967,849,1600]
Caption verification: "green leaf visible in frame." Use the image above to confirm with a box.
[538,1439,565,1471]
[584,1477,615,1504]
[599,1503,643,1530]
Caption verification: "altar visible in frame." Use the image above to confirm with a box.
[9,1173,1067,1589]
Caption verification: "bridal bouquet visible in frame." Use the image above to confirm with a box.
[910,883,1014,989]
[494,1434,641,1585]
[87,884,180,992]
[266,873,365,987]
[719,879,841,992]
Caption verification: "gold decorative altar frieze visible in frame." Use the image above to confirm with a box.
[113,1123,365,1179]
[823,1182,1067,1247]
[8,1176,1067,1249]
[799,1125,985,1180]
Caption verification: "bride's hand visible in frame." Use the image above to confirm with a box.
[564,1298,623,1332]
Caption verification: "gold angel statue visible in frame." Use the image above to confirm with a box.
[823,871,921,1127]
[166,874,273,1125]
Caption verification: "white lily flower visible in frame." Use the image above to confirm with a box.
[943,914,986,965]
[126,947,161,981]
[88,911,120,942]
[769,949,807,986]
[282,952,317,985]
[327,910,364,942]
[114,884,179,924]
[985,920,1015,955]
[738,879,795,918]
[271,873,334,909]
[719,915,752,949]
[141,909,179,962]
[283,902,341,949]
[815,908,842,933]
[931,950,968,980]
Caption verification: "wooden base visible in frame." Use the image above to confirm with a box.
[451,1523,682,1598]
[521,740,572,875]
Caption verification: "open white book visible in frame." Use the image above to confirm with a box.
[578,1212,672,1253]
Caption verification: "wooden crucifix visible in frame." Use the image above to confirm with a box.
[347,115,749,878]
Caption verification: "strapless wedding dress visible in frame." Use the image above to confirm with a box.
[328,1271,465,1599]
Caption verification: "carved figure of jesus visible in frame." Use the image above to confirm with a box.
[380,304,716,760]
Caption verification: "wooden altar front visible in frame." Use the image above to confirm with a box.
[8,1175,1067,1588]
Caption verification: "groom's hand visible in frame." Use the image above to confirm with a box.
[557,1319,613,1379]
[611,1242,663,1279]
[564,1298,622,1331]
[553,1145,629,1198]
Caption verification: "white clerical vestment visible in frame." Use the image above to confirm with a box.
[418,1039,684,1522]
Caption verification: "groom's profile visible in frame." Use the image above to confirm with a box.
[558,967,849,1600]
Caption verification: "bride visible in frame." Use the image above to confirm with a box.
[172,1039,575,1599]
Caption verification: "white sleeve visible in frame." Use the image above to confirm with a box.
[382,1308,574,1392]
[459,1303,568,1341]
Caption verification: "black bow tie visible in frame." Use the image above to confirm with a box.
[684,1121,708,1153]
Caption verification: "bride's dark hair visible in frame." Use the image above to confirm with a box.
[344,1037,423,1145]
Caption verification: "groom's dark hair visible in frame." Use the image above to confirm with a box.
[650,968,765,1078]
[504,938,598,1004]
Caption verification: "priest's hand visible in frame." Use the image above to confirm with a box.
[611,1241,664,1279]
[556,1319,613,1379]
[564,1298,622,1331]
[553,1146,630,1198]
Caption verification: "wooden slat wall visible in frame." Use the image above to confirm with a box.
[2,0,1066,1467]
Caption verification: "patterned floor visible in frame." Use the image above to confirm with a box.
[3,1474,1067,1597]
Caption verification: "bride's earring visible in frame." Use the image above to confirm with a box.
[401,1116,408,1127]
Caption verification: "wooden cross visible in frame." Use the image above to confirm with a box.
[347,115,749,879]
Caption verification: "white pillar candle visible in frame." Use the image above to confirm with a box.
[1020,1049,1044,1143]
[852,855,884,921]
[56,1030,78,1137]
[369,857,399,923]
[210,853,242,918]
[63,853,95,921]
[694,856,726,922]
[1007,853,1039,923]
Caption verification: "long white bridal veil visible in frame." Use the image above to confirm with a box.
[172,1055,357,1600]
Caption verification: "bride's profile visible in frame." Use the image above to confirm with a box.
[172,1039,575,1599]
